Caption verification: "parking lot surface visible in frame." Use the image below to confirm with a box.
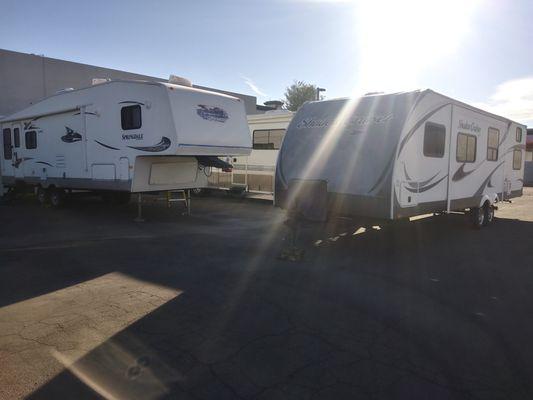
[1,189,533,400]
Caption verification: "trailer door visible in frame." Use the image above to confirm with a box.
[12,124,25,179]
[2,126,14,178]
[503,125,525,199]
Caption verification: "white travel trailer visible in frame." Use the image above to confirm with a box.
[208,110,293,196]
[275,90,526,228]
[0,79,251,205]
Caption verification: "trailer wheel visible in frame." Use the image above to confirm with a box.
[37,187,49,205]
[483,204,495,226]
[49,188,65,208]
[470,206,485,229]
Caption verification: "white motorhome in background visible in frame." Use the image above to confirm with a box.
[208,109,293,197]
[0,79,251,205]
[276,90,526,228]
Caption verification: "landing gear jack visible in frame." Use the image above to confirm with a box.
[134,193,145,223]
[278,214,305,262]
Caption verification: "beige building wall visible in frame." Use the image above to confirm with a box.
[0,48,260,117]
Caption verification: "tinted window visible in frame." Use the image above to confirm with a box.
[25,130,37,149]
[423,122,445,158]
[121,105,142,130]
[13,128,20,148]
[516,127,522,142]
[457,132,476,163]
[513,149,522,170]
[3,128,12,160]
[253,129,285,150]
[487,127,499,161]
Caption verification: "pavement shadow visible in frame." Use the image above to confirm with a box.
[25,212,533,399]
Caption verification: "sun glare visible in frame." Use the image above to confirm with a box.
[355,0,482,93]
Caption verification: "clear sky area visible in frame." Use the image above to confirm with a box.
[1,0,532,124]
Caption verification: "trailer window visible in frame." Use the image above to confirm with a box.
[516,127,523,142]
[457,133,476,163]
[423,122,445,158]
[121,105,142,130]
[25,131,37,149]
[487,127,499,161]
[3,128,12,160]
[513,149,522,170]
[13,128,20,148]
[253,129,285,150]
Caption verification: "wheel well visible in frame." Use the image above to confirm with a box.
[479,194,496,208]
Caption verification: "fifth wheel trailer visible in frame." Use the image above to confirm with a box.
[275,89,526,228]
[0,79,251,204]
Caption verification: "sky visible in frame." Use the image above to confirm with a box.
[1,0,533,125]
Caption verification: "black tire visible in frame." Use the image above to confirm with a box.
[37,187,49,205]
[483,204,494,226]
[49,188,65,208]
[470,206,485,229]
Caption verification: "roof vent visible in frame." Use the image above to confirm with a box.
[55,88,74,95]
[168,75,192,87]
[264,100,284,110]
[92,78,110,85]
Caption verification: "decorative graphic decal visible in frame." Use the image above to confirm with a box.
[122,133,143,141]
[23,117,42,131]
[119,101,145,106]
[61,126,82,143]
[404,175,448,193]
[13,157,33,168]
[457,120,481,134]
[452,163,478,182]
[73,111,98,116]
[95,140,120,150]
[296,113,394,132]
[196,105,228,123]
[402,163,446,192]
[35,161,54,167]
[473,161,504,198]
[127,137,171,152]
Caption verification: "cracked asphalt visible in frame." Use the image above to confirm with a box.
[1,189,533,400]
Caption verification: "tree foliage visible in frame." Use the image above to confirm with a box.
[284,80,317,111]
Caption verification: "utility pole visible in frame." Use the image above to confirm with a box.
[316,87,326,101]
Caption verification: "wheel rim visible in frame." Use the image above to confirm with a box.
[478,209,484,225]
[487,207,494,222]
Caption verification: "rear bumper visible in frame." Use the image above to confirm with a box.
[275,179,390,221]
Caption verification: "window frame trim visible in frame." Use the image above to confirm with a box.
[486,127,499,162]
[13,127,20,148]
[456,132,477,163]
[25,130,37,150]
[252,129,285,150]
[3,128,12,160]
[121,104,142,131]
[422,121,446,158]
[516,127,523,143]
[513,149,522,170]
